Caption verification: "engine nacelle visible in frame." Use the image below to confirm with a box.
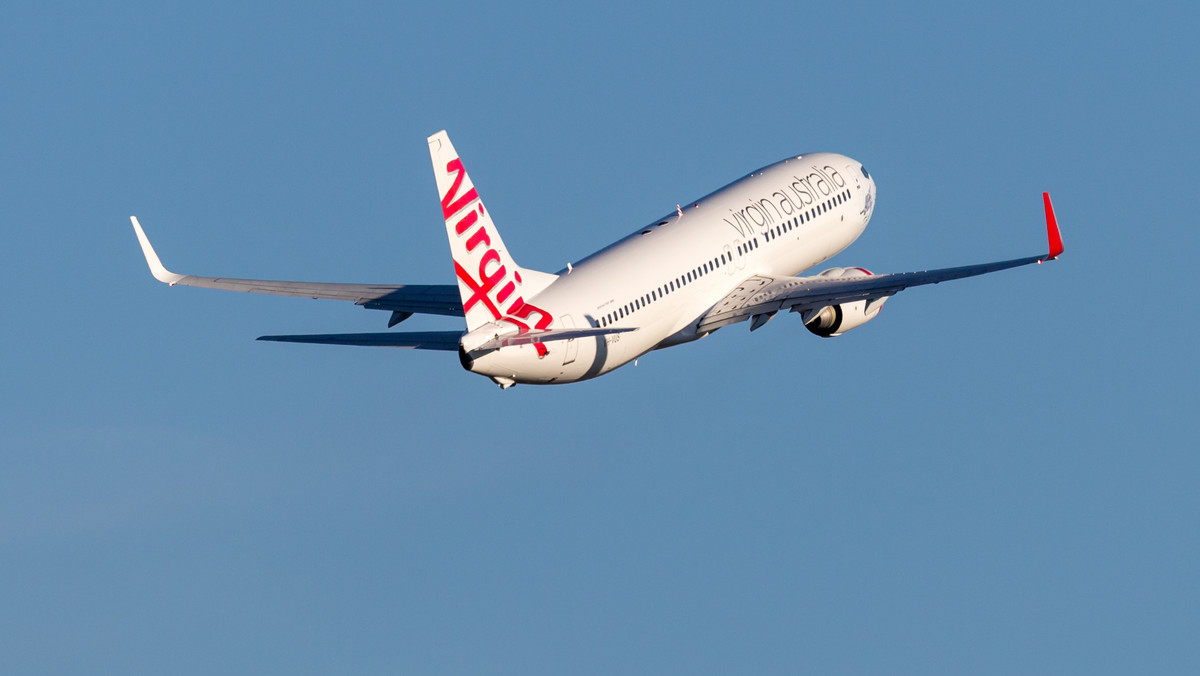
[800,267,887,337]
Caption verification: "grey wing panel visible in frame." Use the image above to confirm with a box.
[257,331,463,350]
[699,254,1047,333]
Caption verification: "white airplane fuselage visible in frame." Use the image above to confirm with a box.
[464,153,875,385]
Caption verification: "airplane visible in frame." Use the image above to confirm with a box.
[131,130,1064,389]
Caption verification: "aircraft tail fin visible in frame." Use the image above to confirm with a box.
[428,130,558,333]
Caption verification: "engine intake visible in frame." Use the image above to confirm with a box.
[801,267,887,337]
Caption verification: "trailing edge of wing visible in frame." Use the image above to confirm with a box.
[699,194,1065,333]
[129,217,463,316]
[257,331,463,350]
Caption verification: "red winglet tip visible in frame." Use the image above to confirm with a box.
[1043,192,1064,260]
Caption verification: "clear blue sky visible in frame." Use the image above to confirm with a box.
[3,2,1197,673]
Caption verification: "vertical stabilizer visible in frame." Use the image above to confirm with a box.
[428,131,557,334]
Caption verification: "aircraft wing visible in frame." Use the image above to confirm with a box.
[698,193,1064,333]
[131,217,463,318]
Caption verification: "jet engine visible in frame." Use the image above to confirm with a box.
[800,267,887,337]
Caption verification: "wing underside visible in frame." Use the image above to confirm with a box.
[699,254,1045,332]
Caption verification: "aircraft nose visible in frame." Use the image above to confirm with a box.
[861,164,876,198]
[858,162,876,221]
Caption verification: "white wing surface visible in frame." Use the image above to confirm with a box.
[131,217,463,318]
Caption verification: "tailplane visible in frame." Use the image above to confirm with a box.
[428,131,557,333]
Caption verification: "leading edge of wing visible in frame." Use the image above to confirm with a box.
[257,331,463,350]
[130,217,463,316]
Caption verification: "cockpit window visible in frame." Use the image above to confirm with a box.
[860,166,870,179]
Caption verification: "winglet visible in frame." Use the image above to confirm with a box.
[1042,193,1064,261]
[130,217,185,285]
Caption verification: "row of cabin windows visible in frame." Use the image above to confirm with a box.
[598,247,741,328]
[736,236,761,256]
[764,188,853,242]
[596,188,852,328]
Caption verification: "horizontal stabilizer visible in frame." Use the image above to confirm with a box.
[472,327,636,352]
[257,331,463,350]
